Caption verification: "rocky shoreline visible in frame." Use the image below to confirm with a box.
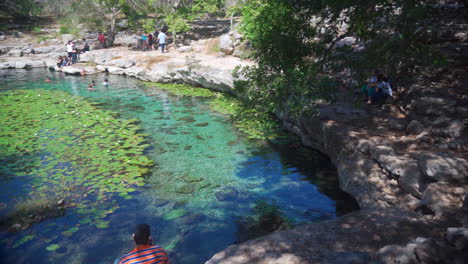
[1,29,467,263]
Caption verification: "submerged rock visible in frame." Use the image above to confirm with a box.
[182,174,203,183]
[163,208,188,220]
[183,213,206,225]
[215,187,238,201]
[195,122,209,127]
[176,185,196,194]
[177,116,196,122]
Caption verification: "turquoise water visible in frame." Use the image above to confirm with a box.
[0,68,357,264]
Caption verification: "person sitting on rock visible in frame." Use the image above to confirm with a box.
[82,38,90,53]
[114,224,170,264]
[371,76,392,105]
[362,70,379,104]
[57,56,63,68]
[80,69,86,76]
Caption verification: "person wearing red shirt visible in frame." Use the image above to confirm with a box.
[116,224,170,264]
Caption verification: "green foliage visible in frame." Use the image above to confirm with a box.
[0,0,42,19]
[59,23,81,36]
[192,0,224,16]
[238,0,441,118]
[165,14,191,34]
[0,89,154,229]
[142,19,157,33]
[33,27,42,33]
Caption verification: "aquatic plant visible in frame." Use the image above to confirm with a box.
[144,82,281,139]
[236,200,293,243]
[0,89,154,229]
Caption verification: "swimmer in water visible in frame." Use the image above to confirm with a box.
[88,83,95,90]
[103,78,109,86]
[45,77,51,82]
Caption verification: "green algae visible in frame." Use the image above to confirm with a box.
[45,244,60,251]
[12,235,35,248]
[145,82,216,97]
[163,208,188,220]
[0,89,154,228]
[144,82,280,139]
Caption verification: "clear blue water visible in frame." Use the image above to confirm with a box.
[0,68,358,264]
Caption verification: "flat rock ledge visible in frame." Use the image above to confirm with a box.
[206,208,448,264]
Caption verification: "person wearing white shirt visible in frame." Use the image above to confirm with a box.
[157,30,167,53]
[66,41,74,59]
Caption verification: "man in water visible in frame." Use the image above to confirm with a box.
[115,224,170,264]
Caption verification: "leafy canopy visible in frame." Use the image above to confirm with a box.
[237,0,440,118]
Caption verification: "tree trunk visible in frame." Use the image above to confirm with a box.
[106,12,118,47]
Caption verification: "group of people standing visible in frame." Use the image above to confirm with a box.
[57,39,89,68]
[362,70,393,106]
[141,30,167,53]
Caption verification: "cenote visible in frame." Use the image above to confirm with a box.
[0,68,358,264]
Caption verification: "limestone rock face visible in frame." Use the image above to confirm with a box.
[219,34,234,54]
[417,152,468,183]
[7,49,23,57]
[61,34,74,44]
[414,97,457,116]
[205,208,446,264]
[113,34,137,47]
[421,182,468,218]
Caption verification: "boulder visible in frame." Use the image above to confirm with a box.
[178,46,193,52]
[446,227,468,250]
[106,66,126,75]
[406,120,425,134]
[34,45,57,54]
[61,34,74,43]
[62,66,83,75]
[175,185,195,194]
[417,152,468,183]
[446,120,465,138]
[113,34,137,47]
[421,181,468,218]
[219,34,234,55]
[414,97,456,116]
[15,61,27,69]
[376,244,417,264]
[29,60,45,68]
[413,238,455,264]
[7,49,23,57]
[388,118,408,131]
[107,58,135,68]
[0,35,5,41]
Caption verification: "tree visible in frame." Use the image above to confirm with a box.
[0,0,41,20]
[236,0,440,118]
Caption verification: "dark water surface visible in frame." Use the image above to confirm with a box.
[0,68,357,264]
